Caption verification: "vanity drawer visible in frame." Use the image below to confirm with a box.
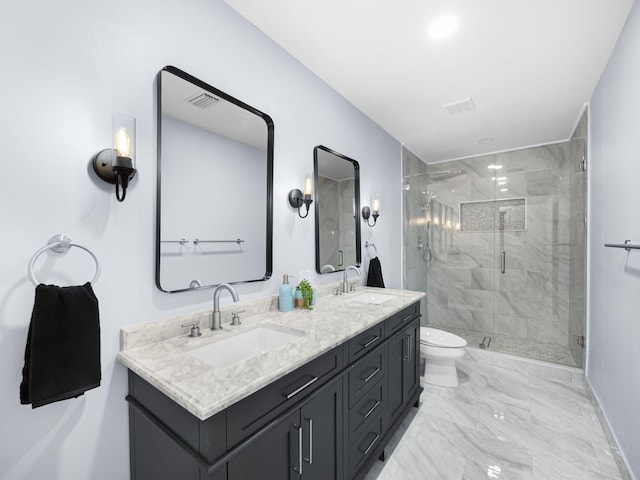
[348,412,384,477]
[385,303,420,336]
[226,347,343,449]
[348,344,385,407]
[348,322,385,364]
[349,378,384,438]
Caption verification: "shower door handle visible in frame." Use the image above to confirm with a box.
[501,251,506,274]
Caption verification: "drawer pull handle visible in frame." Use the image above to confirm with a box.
[360,433,380,456]
[361,399,381,419]
[360,334,380,349]
[360,367,381,383]
[283,376,319,399]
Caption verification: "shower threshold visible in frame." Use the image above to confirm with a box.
[444,327,579,367]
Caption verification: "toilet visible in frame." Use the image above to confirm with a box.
[420,327,467,387]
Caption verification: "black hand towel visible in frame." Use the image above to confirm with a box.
[20,282,101,408]
[366,257,385,288]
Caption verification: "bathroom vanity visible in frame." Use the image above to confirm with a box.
[118,287,424,479]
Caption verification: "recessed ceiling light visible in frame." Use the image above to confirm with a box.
[478,137,495,144]
[500,188,508,192]
[488,165,503,170]
[427,14,459,39]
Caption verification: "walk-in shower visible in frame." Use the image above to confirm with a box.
[402,112,588,367]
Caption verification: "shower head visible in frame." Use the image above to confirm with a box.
[402,169,465,182]
[427,169,465,181]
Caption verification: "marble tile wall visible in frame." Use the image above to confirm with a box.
[403,139,586,356]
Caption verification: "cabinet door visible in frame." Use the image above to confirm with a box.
[300,376,344,480]
[228,410,301,480]
[386,318,420,425]
[402,318,420,403]
[386,328,405,424]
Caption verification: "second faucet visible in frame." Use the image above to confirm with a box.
[342,265,361,293]
[212,283,240,331]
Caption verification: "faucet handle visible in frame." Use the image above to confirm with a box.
[349,283,357,292]
[231,310,246,326]
[181,321,202,337]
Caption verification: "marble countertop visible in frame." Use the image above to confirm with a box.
[117,286,425,420]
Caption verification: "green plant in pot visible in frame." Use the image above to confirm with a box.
[297,279,314,310]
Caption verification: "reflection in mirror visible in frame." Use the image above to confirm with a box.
[314,146,361,274]
[156,66,273,293]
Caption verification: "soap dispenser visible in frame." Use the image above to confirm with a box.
[279,274,294,312]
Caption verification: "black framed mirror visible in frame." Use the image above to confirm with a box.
[314,145,361,274]
[156,66,273,293]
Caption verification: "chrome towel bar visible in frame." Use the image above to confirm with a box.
[604,240,640,252]
[28,234,101,286]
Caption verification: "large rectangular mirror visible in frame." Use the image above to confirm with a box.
[314,145,361,274]
[156,66,273,293]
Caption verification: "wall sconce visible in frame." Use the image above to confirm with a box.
[93,112,136,202]
[288,173,313,218]
[362,195,380,227]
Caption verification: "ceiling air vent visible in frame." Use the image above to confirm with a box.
[187,92,220,109]
[443,97,475,115]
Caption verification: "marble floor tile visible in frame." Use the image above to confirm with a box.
[364,352,623,480]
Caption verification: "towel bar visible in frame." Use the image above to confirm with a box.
[28,234,101,286]
[604,240,640,252]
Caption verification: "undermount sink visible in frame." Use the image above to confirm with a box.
[347,292,395,305]
[190,324,306,368]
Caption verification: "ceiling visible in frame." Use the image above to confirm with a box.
[223,0,634,163]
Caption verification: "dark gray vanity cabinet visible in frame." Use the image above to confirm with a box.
[228,375,344,480]
[387,317,421,426]
[126,301,422,480]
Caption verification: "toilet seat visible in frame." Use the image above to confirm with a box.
[420,327,467,348]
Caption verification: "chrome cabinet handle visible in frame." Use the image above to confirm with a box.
[360,399,381,419]
[303,417,313,464]
[361,367,381,383]
[501,250,506,274]
[283,376,319,399]
[360,334,380,349]
[338,250,344,266]
[360,432,380,455]
[292,424,303,474]
[402,335,410,362]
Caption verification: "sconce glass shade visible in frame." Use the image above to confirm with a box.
[93,112,137,202]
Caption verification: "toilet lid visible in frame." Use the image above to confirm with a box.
[420,327,467,348]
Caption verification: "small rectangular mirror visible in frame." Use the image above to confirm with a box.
[156,66,273,292]
[314,146,361,274]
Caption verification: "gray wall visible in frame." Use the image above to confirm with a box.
[0,1,401,478]
[589,0,640,476]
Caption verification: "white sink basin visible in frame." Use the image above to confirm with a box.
[347,292,395,305]
[190,324,306,368]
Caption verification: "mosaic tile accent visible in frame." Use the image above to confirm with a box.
[460,198,526,232]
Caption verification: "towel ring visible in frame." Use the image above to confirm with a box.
[365,241,378,256]
[28,234,101,286]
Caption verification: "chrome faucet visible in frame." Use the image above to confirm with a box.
[342,266,361,293]
[212,283,240,331]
